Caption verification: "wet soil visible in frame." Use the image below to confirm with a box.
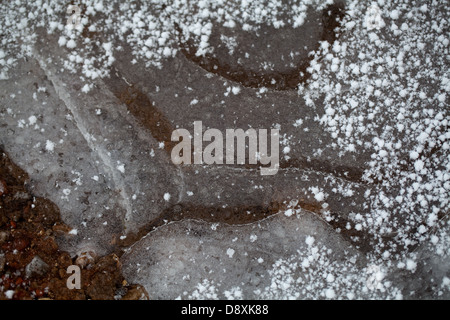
[0,148,148,300]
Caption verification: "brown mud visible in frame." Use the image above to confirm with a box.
[0,147,148,300]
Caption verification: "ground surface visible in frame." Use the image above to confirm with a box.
[0,148,147,299]
[0,0,449,299]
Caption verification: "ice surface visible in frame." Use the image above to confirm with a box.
[121,210,368,299]
[122,210,450,299]
[0,0,448,299]
[0,55,181,255]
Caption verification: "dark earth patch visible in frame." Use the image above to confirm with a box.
[0,148,148,300]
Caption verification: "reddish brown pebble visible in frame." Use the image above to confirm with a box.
[12,237,29,251]
[34,289,44,298]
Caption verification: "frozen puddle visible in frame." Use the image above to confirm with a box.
[121,211,450,299]
[121,211,367,300]
[0,0,449,299]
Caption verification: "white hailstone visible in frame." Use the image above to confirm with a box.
[163,192,171,201]
[66,39,77,49]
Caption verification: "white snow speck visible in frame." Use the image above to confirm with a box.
[409,151,419,160]
[414,160,424,172]
[66,39,77,49]
[45,140,55,152]
[390,10,400,20]
[326,273,335,283]
[406,259,417,272]
[28,115,37,125]
[231,86,241,95]
[325,288,336,299]
[164,192,171,201]
[314,191,324,202]
[305,236,315,246]
[5,290,14,299]
[81,84,91,93]
[117,164,125,173]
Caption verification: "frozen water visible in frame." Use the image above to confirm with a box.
[0,0,449,299]
[122,209,450,299]
[121,210,367,299]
